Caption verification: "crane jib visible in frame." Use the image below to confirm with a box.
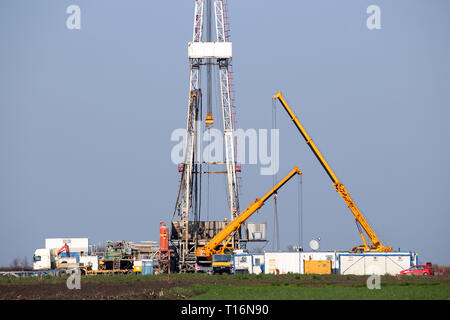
[305,140,338,184]
[274,91,392,252]
[276,94,339,184]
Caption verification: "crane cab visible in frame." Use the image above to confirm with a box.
[212,254,233,274]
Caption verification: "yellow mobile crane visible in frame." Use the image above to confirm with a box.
[195,166,303,273]
[273,91,391,252]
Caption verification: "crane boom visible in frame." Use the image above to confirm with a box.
[273,91,391,252]
[57,244,70,257]
[196,166,303,259]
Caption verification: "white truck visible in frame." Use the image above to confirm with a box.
[0,248,81,278]
[1,238,99,277]
[32,238,93,273]
[32,248,79,271]
[33,248,56,270]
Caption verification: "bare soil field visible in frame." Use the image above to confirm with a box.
[0,273,449,300]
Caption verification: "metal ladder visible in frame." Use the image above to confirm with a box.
[113,259,120,270]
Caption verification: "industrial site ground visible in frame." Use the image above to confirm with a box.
[1,273,449,300]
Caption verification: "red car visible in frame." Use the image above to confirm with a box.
[400,265,432,276]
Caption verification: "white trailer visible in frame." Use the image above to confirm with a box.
[263,251,338,274]
[264,252,301,274]
[337,252,418,275]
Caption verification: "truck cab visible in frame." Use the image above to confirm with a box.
[33,248,55,270]
[33,248,78,270]
[212,254,233,274]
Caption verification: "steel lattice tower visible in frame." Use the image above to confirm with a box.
[172,0,240,272]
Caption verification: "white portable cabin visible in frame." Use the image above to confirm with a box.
[233,254,264,274]
[261,251,418,275]
[264,251,338,274]
[337,252,418,275]
[264,252,301,274]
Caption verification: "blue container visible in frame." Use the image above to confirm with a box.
[60,251,80,262]
[142,260,153,275]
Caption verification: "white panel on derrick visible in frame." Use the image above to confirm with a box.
[188,42,232,58]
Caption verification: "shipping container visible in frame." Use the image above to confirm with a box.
[337,252,418,275]
[54,251,82,260]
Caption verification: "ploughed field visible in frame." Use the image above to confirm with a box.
[0,273,449,300]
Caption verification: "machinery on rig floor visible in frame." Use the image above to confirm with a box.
[272,91,392,252]
[195,166,303,273]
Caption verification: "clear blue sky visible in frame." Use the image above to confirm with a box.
[1,0,449,267]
